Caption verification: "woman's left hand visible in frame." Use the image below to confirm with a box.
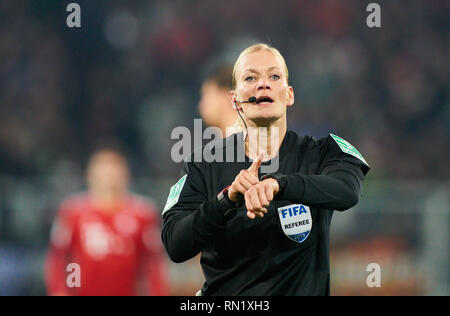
[244,178,279,219]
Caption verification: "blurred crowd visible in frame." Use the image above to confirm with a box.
[0,0,448,180]
[0,0,448,295]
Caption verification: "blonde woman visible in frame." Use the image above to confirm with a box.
[162,43,370,296]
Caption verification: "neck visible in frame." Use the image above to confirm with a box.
[244,116,287,161]
[89,189,126,213]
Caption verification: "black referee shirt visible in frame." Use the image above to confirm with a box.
[161,130,370,296]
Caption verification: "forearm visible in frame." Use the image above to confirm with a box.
[162,198,229,263]
[277,170,363,211]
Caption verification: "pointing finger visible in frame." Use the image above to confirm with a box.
[247,152,264,177]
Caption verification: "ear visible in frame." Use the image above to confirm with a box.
[286,86,294,107]
[230,90,239,110]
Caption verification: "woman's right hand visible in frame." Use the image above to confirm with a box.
[228,154,263,203]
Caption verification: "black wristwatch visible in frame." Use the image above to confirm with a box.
[216,186,236,211]
[260,173,287,195]
[217,186,243,220]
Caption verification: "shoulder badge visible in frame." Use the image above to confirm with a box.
[163,175,187,215]
[330,134,369,167]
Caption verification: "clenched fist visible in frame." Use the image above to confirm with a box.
[244,178,279,219]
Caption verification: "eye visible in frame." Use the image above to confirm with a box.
[270,74,280,80]
[244,76,255,82]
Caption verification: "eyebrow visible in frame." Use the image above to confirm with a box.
[242,66,282,74]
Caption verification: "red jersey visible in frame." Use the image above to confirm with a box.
[45,193,169,296]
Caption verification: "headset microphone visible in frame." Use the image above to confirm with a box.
[233,96,256,110]
[240,96,257,104]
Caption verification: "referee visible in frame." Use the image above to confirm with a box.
[161,43,370,295]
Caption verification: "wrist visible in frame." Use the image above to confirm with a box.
[217,186,236,210]
[227,188,237,203]
[227,187,245,206]
[260,173,287,196]
[217,186,242,220]
[266,178,279,195]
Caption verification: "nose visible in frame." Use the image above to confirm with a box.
[257,76,271,90]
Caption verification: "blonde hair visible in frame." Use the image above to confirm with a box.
[232,43,289,90]
[231,43,289,133]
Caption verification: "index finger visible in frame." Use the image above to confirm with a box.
[247,152,264,176]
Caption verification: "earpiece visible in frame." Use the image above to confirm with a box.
[233,101,242,111]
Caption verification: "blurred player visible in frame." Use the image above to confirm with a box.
[198,64,238,137]
[173,64,237,295]
[167,65,238,296]
[45,146,169,296]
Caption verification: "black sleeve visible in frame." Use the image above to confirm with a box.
[161,162,231,263]
[276,136,370,211]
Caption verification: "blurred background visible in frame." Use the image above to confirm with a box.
[0,0,448,295]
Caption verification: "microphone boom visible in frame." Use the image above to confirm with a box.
[237,96,257,104]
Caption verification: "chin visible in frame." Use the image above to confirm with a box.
[248,110,284,126]
[250,115,281,127]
